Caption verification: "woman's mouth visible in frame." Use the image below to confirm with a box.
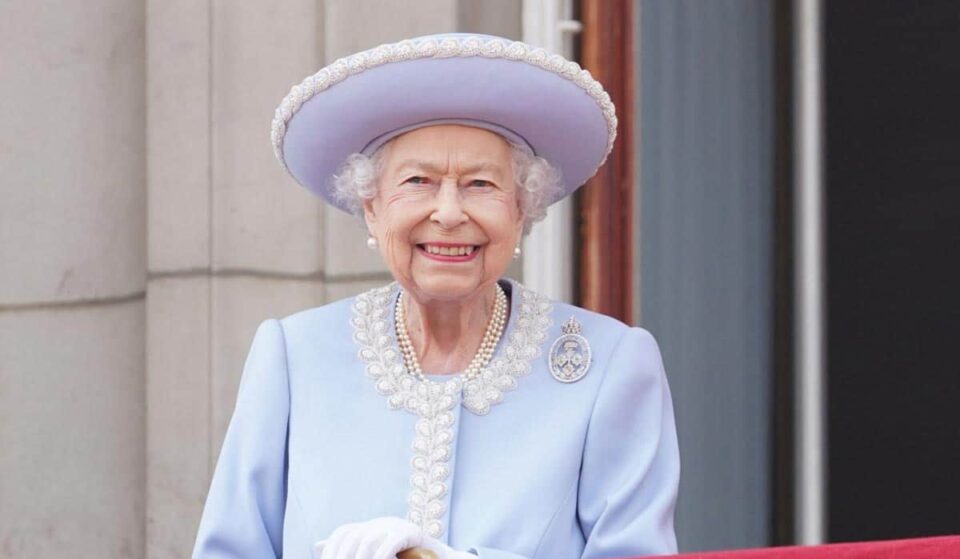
[417,243,480,262]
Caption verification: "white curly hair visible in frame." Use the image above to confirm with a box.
[331,140,563,235]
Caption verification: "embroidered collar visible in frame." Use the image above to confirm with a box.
[350,279,553,416]
[350,279,552,537]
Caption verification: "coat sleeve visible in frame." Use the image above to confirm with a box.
[192,319,291,559]
[577,326,680,558]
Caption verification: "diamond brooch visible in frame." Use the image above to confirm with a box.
[549,316,591,383]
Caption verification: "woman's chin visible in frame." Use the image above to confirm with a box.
[405,273,489,303]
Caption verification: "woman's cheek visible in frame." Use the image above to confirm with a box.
[489,191,523,220]
[380,228,413,282]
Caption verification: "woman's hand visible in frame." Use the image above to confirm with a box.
[312,516,475,559]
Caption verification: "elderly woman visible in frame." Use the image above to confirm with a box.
[193,34,679,559]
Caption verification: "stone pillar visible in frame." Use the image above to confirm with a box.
[144,3,212,556]
[0,0,147,557]
[145,1,325,557]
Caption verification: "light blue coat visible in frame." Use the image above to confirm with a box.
[192,279,679,559]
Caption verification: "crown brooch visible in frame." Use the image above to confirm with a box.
[548,316,591,383]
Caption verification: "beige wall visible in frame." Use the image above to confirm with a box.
[145,0,325,554]
[0,0,147,558]
[0,1,520,558]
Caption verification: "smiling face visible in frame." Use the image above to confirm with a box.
[362,125,524,303]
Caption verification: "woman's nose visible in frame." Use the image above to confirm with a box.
[430,180,468,228]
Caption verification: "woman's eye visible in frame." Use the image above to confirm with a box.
[403,176,429,185]
[469,179,494,188]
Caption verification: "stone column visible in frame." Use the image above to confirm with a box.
[144,2,212,556]
[145,0,325,557]
[0,1,147,558]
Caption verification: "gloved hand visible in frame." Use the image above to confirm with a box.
[312,516,476,559]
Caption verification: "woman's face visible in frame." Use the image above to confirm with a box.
[363,125,524,304]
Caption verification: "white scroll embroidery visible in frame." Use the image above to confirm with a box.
[351,281,552,537]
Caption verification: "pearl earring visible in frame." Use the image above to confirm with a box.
[513,244,522,259]
[366,236,378,250]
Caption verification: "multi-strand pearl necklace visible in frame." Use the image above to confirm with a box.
[395,284,508,382]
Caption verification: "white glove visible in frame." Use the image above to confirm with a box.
[312,516,475,559]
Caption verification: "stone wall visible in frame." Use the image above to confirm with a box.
[0,0,147,557]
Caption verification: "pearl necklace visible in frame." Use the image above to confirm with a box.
[395,284,508,382]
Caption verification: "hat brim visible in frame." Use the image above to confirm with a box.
[276,37,615,213]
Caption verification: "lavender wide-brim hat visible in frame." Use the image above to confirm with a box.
[271,33,617,214]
